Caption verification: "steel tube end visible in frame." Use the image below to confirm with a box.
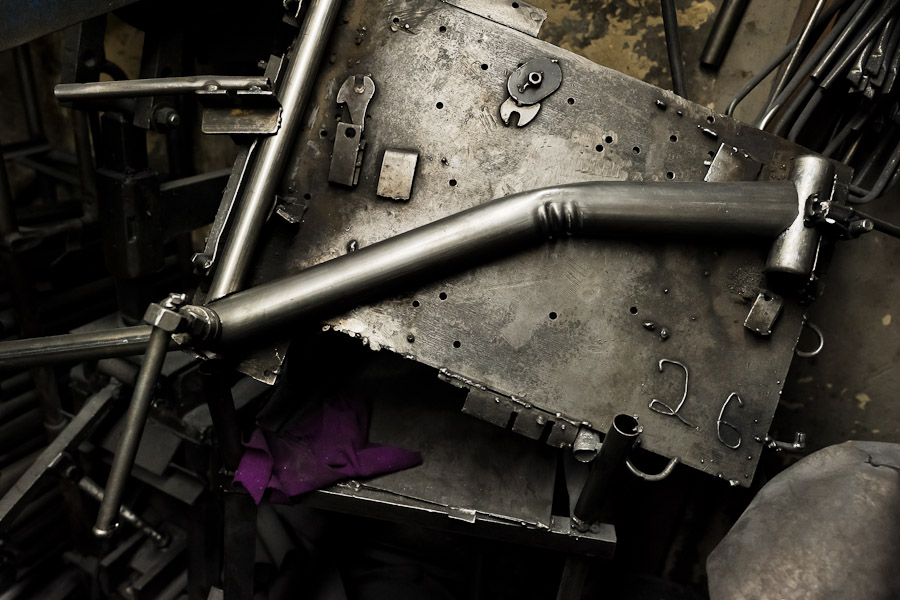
[612,414,641,438]
[92,522,118,538]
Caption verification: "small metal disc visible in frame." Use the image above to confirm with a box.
[507,57,562,105]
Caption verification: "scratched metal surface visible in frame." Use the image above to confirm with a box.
[247,0,850,485]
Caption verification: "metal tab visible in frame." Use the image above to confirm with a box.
[329,123,366,187]
[704,143,763,182]
[743,292,784,337]
[376,148,419,201]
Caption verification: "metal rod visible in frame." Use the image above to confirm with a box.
[820,0,900,90]
[12,45,45,140]
[93,327,169,537]
[206,0,344,301]
[700,0,750,69]
[0,326,155,370]
[204,181,799,344]
[661,0,689,98]
[756,0,870,129]
[54,76,271,101]
[769,0,827,102]
[852,138,900,204]
[0,147,17,237]
[199,360,243,472]
[77,475,168,546]
[573,414,641,529]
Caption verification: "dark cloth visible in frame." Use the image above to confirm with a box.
[234,396,422,504]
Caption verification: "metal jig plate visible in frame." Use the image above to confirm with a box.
[246,0,850,485]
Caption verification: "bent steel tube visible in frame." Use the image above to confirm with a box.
[0,181,800,365]
[203,181,799,344]
[0,326,155,370]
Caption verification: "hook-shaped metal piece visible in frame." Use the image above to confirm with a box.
[716,392,744,449]
[626,455,680,481]
[649,359,695,427]
[795,320,824,358]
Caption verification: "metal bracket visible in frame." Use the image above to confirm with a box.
[328,75,375,187]
[439,372,579,448]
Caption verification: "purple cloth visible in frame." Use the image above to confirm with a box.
[234,396,422,504]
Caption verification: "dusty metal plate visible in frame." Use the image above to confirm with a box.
[247,0,849,485]
[363,392,557,527]
[440,0,547,37]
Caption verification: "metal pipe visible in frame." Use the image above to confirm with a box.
[700,0,750,69]
[93,327,169,537]
[204,181,800,344]
[206,0,344,301]
[573,414,641,530]
[0,326,155,370]
[661,0,689,98]
[54,76,271,101]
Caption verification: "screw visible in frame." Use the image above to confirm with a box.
[659,327,670,340]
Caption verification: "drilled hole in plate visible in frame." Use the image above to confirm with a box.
[481,63,488,70]
[633,146,641,154]
[595,144,603,152]
[605,135,613,143]
[303,193,311,200]
[453,340,461,348]
[549,312,558,320]
[439,292,448,300]
[567,97,575,105]
[436,102,444,109]
[666,171,675,180]
[412,300,420,307]
[629,306,638,315]
[707,115,715,124]
[670,135,677,142]
[512,1,519,7]
[392,16,399,23]
[449,179,457,186]
[439,25,447,32]
[344,127,356,138]
[319,130,328,138]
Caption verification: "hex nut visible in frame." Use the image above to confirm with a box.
[143,303,186,332]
